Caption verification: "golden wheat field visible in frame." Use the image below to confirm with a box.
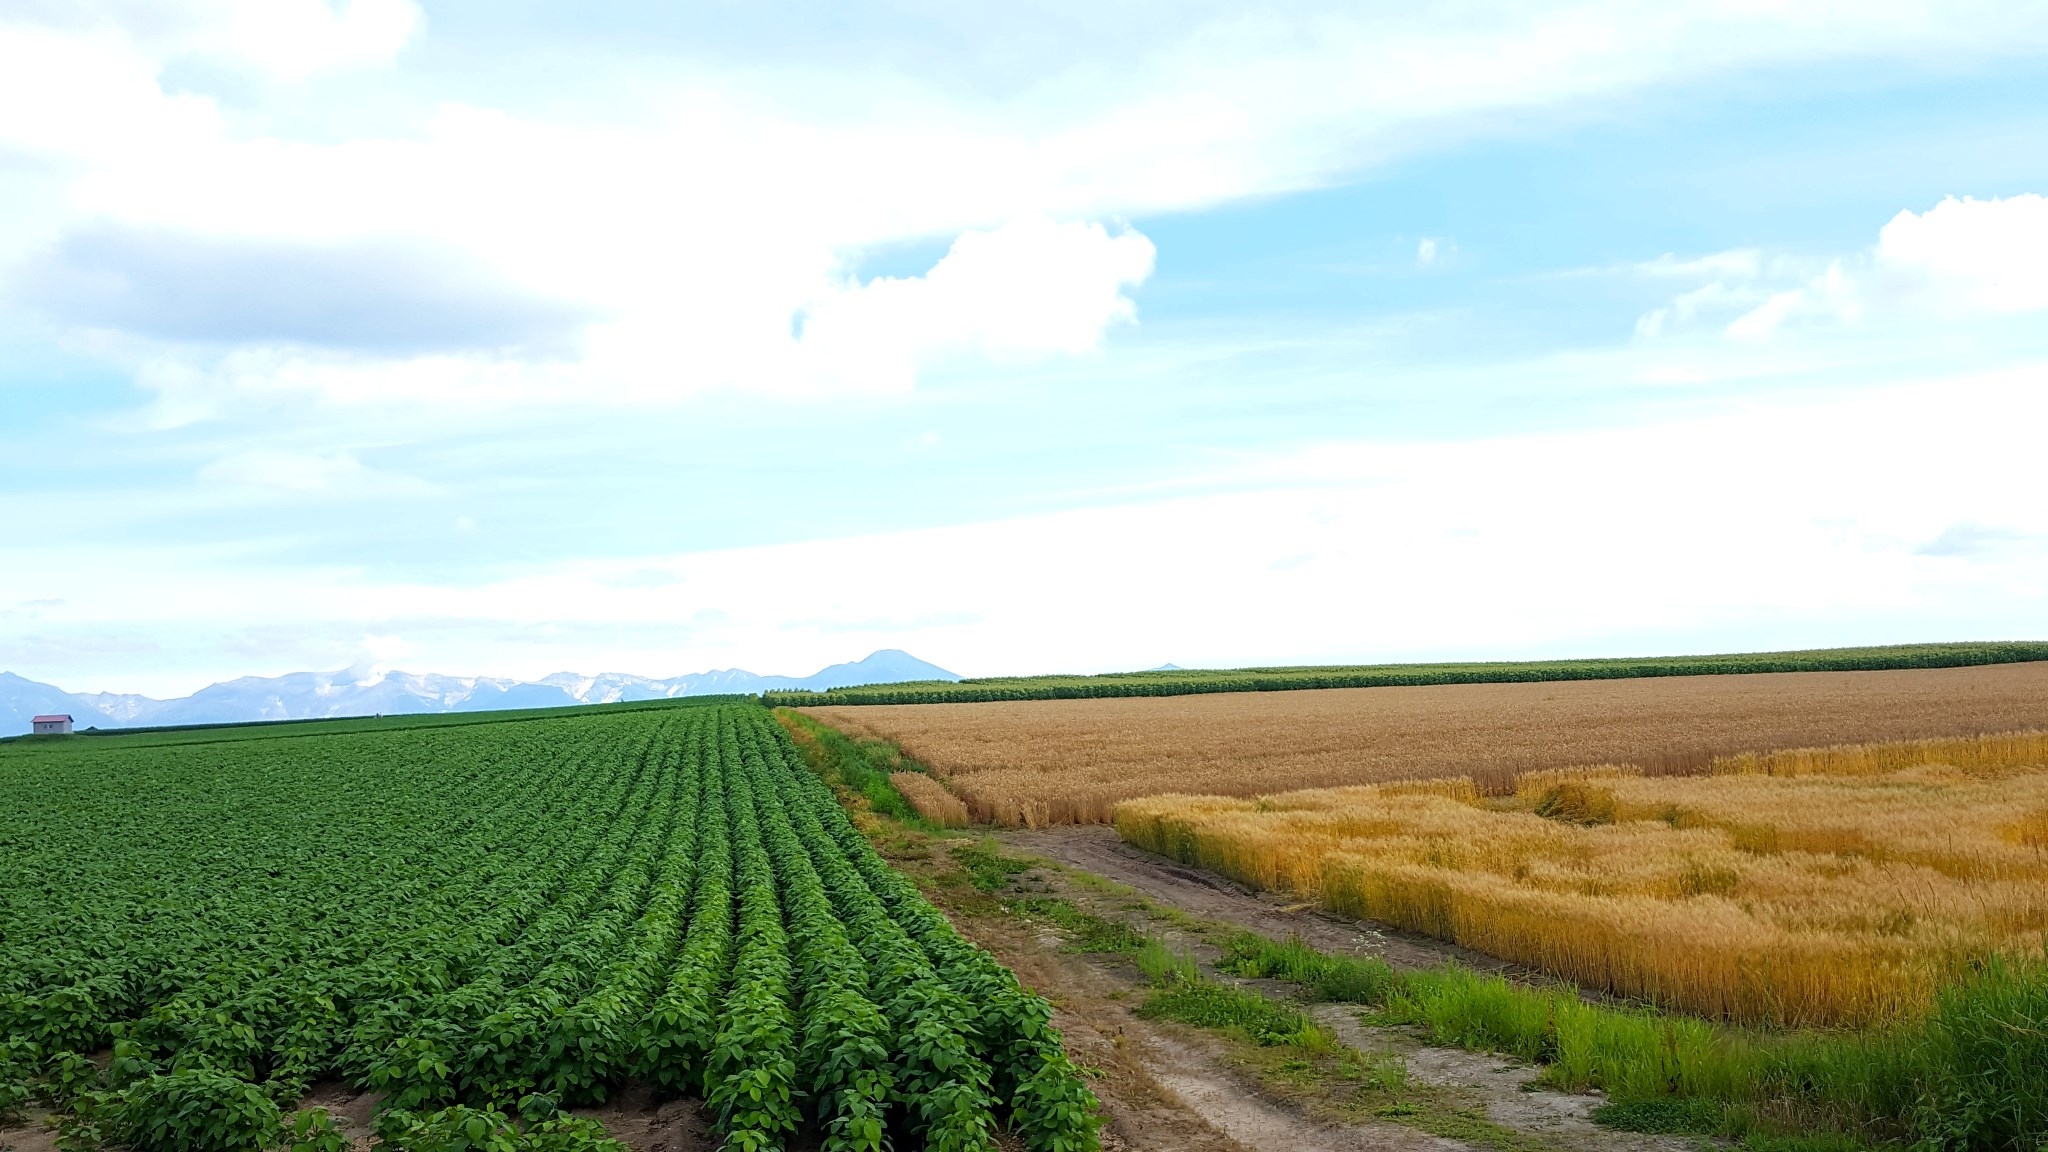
[890,770,971,827]
[804,662,2048,827]
[1116,731,2048,1027]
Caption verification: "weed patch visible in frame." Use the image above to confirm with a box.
[774,709,938,829]
[1592,1095,1724,1134]
[1004,896,1149,954]
[1132,939,1200,986]
[1137,981,1329,1049]
[951,836,1036,891]
[1219,932,1398,1004]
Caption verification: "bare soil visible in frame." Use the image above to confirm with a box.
[1007,825,1601,995]
[0,1110,57,1152]
[0,1085,719,1152]
[1141,1027,1460,1152]
[956,886,1445,1152]
[296,1080,383,1149]
[570,1082,716,1152]
[978,829,1701,1152]
[1310,1010,1660,1152]
[282,1079,719,1152]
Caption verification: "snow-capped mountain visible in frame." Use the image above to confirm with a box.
[0,650,958,735]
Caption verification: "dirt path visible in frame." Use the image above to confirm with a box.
[962,901,1449,1151]
[1004,825,1564,982]
[988,827,1694,1152]
[1306,1011,1685,1152]
[1142,1030,1464,1152]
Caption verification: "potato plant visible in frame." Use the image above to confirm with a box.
[0,703,1098,1151]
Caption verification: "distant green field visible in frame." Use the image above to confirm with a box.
[0,693,755,749]
[764,641,2048,706]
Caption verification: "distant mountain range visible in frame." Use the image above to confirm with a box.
[0,650,959,735]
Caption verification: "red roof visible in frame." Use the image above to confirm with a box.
[32,715,72,723]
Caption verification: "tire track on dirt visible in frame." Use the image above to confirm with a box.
[1005,825,1555,979]
[998,825,1700,1152]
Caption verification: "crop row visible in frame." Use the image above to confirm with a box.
[0,704,1097,1150]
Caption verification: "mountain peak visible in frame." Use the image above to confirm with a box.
[1,651,961,735]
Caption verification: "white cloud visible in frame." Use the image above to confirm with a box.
[1916,521,2037,559]
[354,632,413,682]
[0,23,218,169]
[196,448,423,497]
[794,218,1156,391]
[10,363,2044,691]
[0,2,415,183]
[1636,195,2048,340]
[101,215,1155,413]
[1634,274,1781,338]
[212,0,419,78]
[1725,195,2048,335]
[1634,249,1764,280]
[32,0,419,79]
[6,3,2048,411]
[1873,194,2048,314]
[1724,260,1863,339]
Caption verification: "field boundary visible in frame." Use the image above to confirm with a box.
[766,641,2048,706]
[993,826,2048,1151]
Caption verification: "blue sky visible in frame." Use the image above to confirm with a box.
[2,2,2046,696]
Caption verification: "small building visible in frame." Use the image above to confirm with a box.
[31,714,73,735]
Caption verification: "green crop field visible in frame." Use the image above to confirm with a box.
[762,641,2048,706]
[0,702,1098,1152]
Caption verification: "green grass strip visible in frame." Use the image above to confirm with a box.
[1004,896,1149,954]
[774,710,936,829]
[1219,932,1400,1005]
[949,837,1034,892]
[1136,979,1331,1049]
[1219,929,2048,1151]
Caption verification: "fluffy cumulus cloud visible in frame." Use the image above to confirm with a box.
[0,1,413,173]
[794,218,1156,391]
[59,213,1157,411]
[0,7,1161,411]
[202,0,419,77]
[7,2,2048,415]
[1637,195,2048,340]
[1875,194,2048,314]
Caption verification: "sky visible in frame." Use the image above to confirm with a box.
[3,1,2047,697]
